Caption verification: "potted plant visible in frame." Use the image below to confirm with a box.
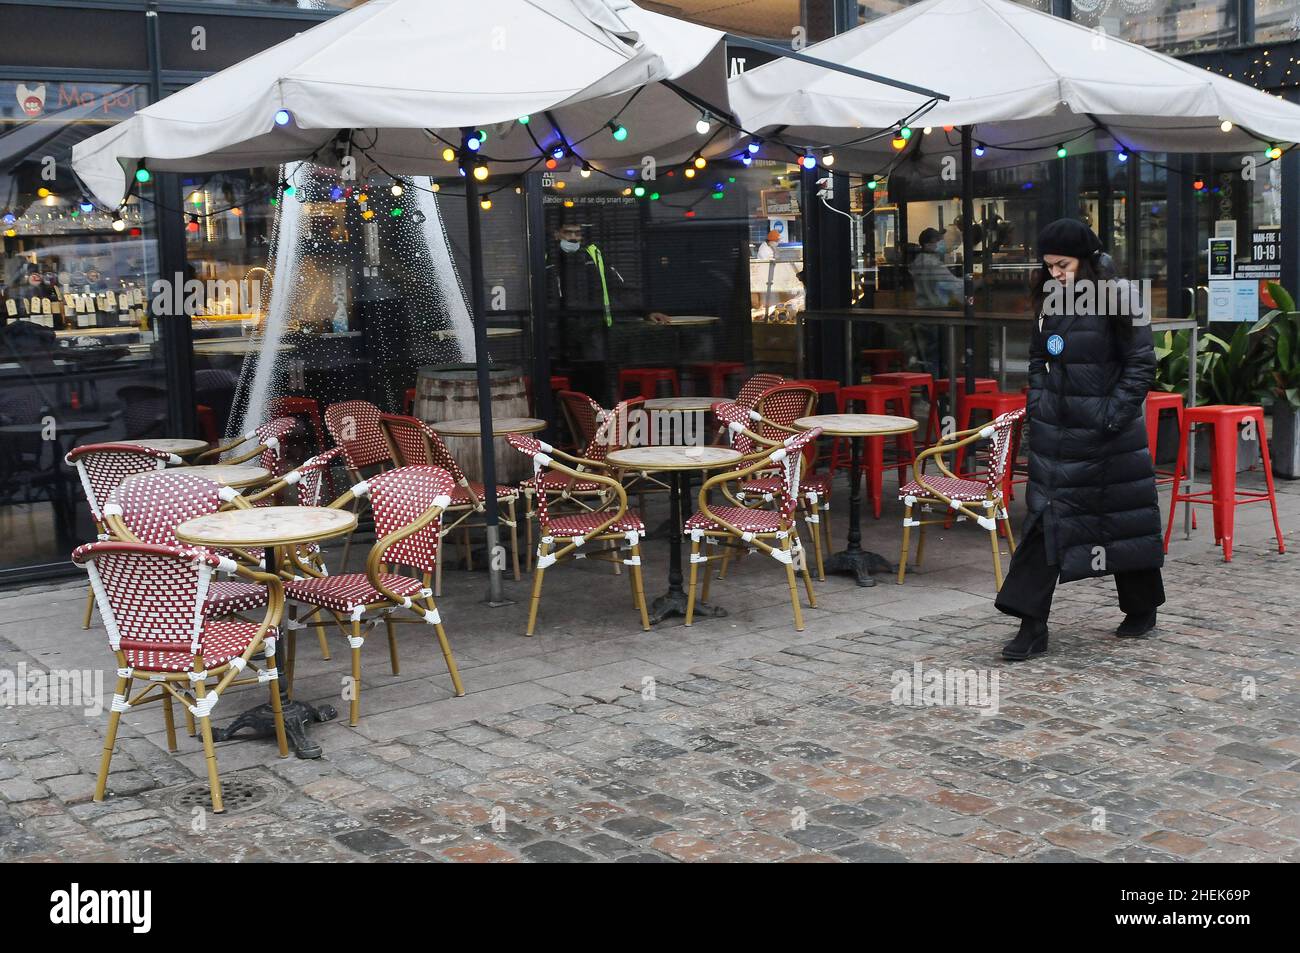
[1153,328,1212,466]
[1252,282,1300,479]
[1197,322,1273,471]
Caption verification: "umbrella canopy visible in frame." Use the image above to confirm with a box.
[73,0,731,207]
[729,0,1300,172]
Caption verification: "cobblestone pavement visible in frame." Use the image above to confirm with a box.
[1,473,1296,862]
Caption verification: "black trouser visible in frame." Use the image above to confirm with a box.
[994,517,1165,621]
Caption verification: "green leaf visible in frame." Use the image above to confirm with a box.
[1267,281,1296,312]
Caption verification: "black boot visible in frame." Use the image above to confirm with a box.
[1116,609,1157,638]
[1002,617,1048,661]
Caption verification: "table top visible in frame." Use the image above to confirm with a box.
[178,464,270,488]
[176,506,357,548]
[431,416,545,437]
[658,315,720,327]
[796,414,919,437]
[644,396,724,412]
[606,446,741,471]
[132,437,209,455]
[192,340,293,356]
[430,327,521,340]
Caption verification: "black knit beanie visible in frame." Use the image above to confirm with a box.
[1037,218,1103,261]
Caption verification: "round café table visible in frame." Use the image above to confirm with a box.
[429,416,545,437]
[178,464,271,488]
[796,413,918,587]
[643,396,724,412]
[606,445,741,624]
[175,505,357,759]
[644,397,724,447]
[132,437,209,458]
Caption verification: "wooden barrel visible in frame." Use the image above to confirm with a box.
[414,363,531,484]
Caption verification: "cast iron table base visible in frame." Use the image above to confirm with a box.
[648,470,727,623]
[827,432,894,587]
[213,697,336,760]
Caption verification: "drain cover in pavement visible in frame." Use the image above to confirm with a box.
[164,770,285,815]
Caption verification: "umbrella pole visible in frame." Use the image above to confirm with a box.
[960,126,976,399]
[464,173,506,606]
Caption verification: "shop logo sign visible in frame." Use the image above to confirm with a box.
[17,83,45,117]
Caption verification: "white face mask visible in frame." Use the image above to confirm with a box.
[559,239,582,254]
[933,240,947,254]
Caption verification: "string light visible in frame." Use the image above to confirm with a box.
[741,155,752,166]
[609,122,628,142]
[695,112,711,135]
[466,134,482,151]
[633,185,646,197]
[1193,178,1205,190]
[473,163,489,181]
[579,166,592,178]
[518,115,530,124]
[186,215,200,233]
[822,152,835,167]
[923,127,932,135]
[545,158,558,170]
[111,215,126,232]
[649,192,660,200]
[684,167,696,178]
[891,135,906,150]
[747,140,761,155]
[431,183,440,192]
[274,109,292,126]
[867,178,878,190]
[1056,144,1068,158]
[391,184,404,196]
[80,200,94,212]
[441,147,456,162]
[135,167,151,183]
[899,126,912,140]
[330,184,344,201]
[551,145,566,160]
[800,154,817,169]
[974,143,986,157]
[693,155,707,169]
[362,209,375,220]
[1267,145,1283,159]
[1116,149,1129,162]
[37,188,50,198]
[1220,119,1233,132]
[390,207,403,217]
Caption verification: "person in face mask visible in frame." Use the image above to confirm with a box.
[547,219,669,404]
[910,227,963,309]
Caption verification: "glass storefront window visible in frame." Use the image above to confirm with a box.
[1,80,163,576]
[1071,0,1238,53]
[1255,0,1300,41]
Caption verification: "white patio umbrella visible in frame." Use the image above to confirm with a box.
[729,0,1300,173]
[72,0,754,604]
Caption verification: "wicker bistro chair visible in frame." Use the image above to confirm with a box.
[712,399,832,582]
[66,442,183,630]
[897,408,1024,589]
[324,400,394,567]
[735,373,786,410]
[197,416,300,479]
[556,389,603,455]
[687,427,822,631]
[281,466,464,725]
[507,434,650,637]
[103,470,269,622]
[378,413,522,594]
[73,541,288,813]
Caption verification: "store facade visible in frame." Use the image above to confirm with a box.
[2,0,1298,584]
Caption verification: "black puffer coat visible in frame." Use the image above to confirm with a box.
[1025,284,1164,582]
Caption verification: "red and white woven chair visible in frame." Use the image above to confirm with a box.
[897,408,1023,589]
[196,415,300,479]
[520,393,614,572]
[687,427,821,631]
[378,413,522,594]
[508,434,649,637]
[73,540,287,813]
[103,470,268,622]
[735,373,786,410]
[66,442,182,629]
[711,398,830,581]
[324,400,393,567]
[281,465,463,725]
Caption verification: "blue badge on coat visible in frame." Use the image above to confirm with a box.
[1046,334,1064,356]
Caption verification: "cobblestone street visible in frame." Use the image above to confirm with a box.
[2,474,1296,863]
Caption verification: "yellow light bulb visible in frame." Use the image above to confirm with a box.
[684,168,696,178]
[480,199,492,210]
[554,180,566,190]
[693,156,706,169]
[431,183,441,192]
[362,209,375,220]
[37,188,50,198]
[473,164,489,181]
[442,147,455,162]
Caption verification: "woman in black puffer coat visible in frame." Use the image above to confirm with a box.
[995,219,1165,660]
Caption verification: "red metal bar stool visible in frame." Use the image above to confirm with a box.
[954,390,1028,480]
[687,361,745,396]
[832,382,915,518]
[1145,391,1184,485]
[618,368,680,400]
[873,371,937,447]
[1163,404,1285,562]
[859,348,904,377]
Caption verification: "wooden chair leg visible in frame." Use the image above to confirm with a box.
[990,525,1005,590]
[701,540,716,604]
[524,494,535,573]
[435,555,443,598]
[183,705,196,738]
[425,594,464,696]
[266,642,289,758]
[526,541,548,636]
[630,543,650,631]
[797,534,817,607]
[194,680,224,814]
[820,501,833,556]
[349,618,363,726]
[685,538,701,626]
[94,673,130,802]
[161,689,178,753]
[898,503,913,584]
[782,535,804,632]
[508,499,522,581]
[386,615,400,675]
[916,516,928,568]
[82,586,95,630]
[315,619,330,661]
[806,501,826,581]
